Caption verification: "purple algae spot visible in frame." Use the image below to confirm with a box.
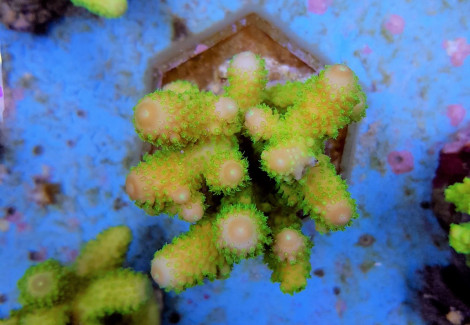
[446,104,466,127]
[0,86,3,98]
[387,150,414,174]
[383,14,405,35]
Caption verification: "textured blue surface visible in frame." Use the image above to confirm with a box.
[1,0,470,324]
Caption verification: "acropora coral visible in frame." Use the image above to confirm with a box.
[0,226,160,325]
[125,51,367,294]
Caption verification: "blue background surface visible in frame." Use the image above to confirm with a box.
[1,0,470,324]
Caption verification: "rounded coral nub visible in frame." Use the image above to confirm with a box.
[28,273,53,298]
[125,170,154,203]
[219,160,245,187]
[263,145,310,179]
[323,64,355,91]
[220,214,258,251]
[265,148,289,174]
[323,199,353,226]
[215,97,238,120]
[230,52,260,77]
[245,108,268,137]
[273,229,305,262]
[179,200,204,222]
[134,98,168,139]
[169,186,191,204]
[151,256,175,289]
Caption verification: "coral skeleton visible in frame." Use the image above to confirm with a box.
[0,226,160,325]
[126,51,367,294]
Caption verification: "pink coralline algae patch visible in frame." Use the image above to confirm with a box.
[446,104,466,127]
[0,86,3,97]
[442,124,470,154]
[443,38,470,67]
[194,44,209,55]
[360,45,373,55]
[383,14,405,35]
[387,150,414,174]
[307,0,333,14]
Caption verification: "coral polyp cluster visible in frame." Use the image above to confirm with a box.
[445,177,470,215]
[0,226,160,325]
[126,51,367,294]
[445,178,470,260]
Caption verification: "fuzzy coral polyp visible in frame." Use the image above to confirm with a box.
[150,256,175,289]
[273,229,305,262]
[219,160,244,187]
[263,145,311,180]
[230,52,260,78]
[323,64,355,92]
[179,199,204,222]
[169,186,191,204]
[134,97,170,140]
[244,108,271,139]
[220,214,258,251]
[28,272,53,297]
[124,170,155,203]
[215,97,238,120]
[323,199,352,226]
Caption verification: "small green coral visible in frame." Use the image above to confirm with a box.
[71,0,127,18]
[17,259,73,308]
[128,52,368,294]
[449,222,470,254]
[445,177,470,214]
[213,203,271,264]
[1,226,159,325]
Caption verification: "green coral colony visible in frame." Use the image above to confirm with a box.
[125,51,368,294]
[445,178,470,262]
[1,226,160,325]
